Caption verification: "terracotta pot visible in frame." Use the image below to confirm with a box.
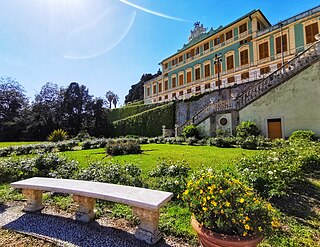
[191,216,264,247]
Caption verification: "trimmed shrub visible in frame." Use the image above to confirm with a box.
[289,130,315,142]
[77,162,143,187]
[105,140,141,156]
[48,129,68,142]
[236,121,260,139]
[112,102,175,137]
[238,136,272,150]
[186,137,198,146]
[182,124,198,138]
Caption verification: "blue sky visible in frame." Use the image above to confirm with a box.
[1,0,319,105]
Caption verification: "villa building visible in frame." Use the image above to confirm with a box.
[144,6,320,104]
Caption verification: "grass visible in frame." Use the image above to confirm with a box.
[0,142,319,246]
[0,142,39,148]
[60,144,258,174]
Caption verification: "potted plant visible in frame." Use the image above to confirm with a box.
[182,169,278,247]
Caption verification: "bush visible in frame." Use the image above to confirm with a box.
[148,161,191,200]
[207,137,236,148]
[112,102,175,137]
[289,130,315,142]
[236,121,260,139]
[238,136,272,150]
[182,124,198,138]
[182,169,276,236]
[106,139,141,156]
[186,137,198,146]
[48,129,68,142]
[77,162,143,187]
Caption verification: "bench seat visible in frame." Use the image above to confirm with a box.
[11,177,173,244]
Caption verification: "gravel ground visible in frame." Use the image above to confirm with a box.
[0,202,193,247]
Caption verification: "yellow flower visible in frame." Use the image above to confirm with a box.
[243,232,248,236]
[220,209,224,214]
[211,201,217,206]
[271,220,280,228]
[203,207,208,212]
[219,189,224,194]
[200,189,203,194]
[244,224,250,230]
[207,196,210,200]
[183,190,189,195]
[258,226,263,232]
[245,216,250,221]
[225,201,231,207]
[239,198,245,203]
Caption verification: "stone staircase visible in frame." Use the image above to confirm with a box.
[176,40,320,135]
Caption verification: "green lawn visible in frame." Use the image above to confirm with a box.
[0,142,39,148]
[60,144,258,173]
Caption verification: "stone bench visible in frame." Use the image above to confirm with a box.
[11,177,173,245]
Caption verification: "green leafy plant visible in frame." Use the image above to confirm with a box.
[182,124,198,138]
[182,169,277,236]
[236,121,260,139]
[105,139,141,156]
[289,130,315,142]
[47,129,68,142]
[148,161,191,200]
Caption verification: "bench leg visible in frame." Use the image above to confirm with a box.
[73,195,95,223]
[133,207,162,245]
[22,189,44,212]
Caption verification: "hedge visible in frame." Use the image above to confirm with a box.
[108,103,163,123]
[112,102,175,137]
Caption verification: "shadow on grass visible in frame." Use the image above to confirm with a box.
[271,178,320,227]
[4,213,172,247]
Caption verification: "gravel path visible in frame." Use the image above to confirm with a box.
[0,202,192,247]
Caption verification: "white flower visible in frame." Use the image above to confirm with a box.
[267,171,273,175]
[208,168,213,173]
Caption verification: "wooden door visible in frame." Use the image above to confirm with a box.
[267,119,282,139]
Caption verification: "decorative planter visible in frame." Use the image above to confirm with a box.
[191,216,264,247]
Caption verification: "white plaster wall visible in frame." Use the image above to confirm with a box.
[240,61,320,138]
[216,113,232,135]
[197,117,211,137]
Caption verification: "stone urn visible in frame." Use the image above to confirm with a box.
[191,216,264,247]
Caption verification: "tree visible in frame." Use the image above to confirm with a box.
[124,71,161,104]
[0,77,29,141]
[105,91,119,109]
[63,82,93,136]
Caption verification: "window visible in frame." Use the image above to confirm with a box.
[187,71,192,83]
[305,23,319,44]
[172,77,176,88]
[220,34,225,43]
[205,83,210,89]
[147,87,150,96]
[214,63,222,75]
[195,47,200,55]
[187,88,191,94]
[153,84,156,95]
[260,66,270,75]
[226,30,233,40]
[164,63,168,69]
[240,50,249,66]
[226,55,234,70]
[219,117,228,126]
[172,58,178,66]
[158,96,162,101]
[179,91,183,96]
[172,93,176,98]
[204,42,209,51]
[257,21,261,31]
[204,64,211,77]
[196,86,201,91]
[227,76,235,83]
[164,95,168,100]
[179,55,183,63]
[239,23,247,34]
[158,83,162,93]
[179,74,184,86]
[195,68,201,80]
[241,72,249,80]
[215,80,222,86]
[275,34,288,54]
[214,37,220,46]
[164,80,168,90]
[259,42,269,59]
